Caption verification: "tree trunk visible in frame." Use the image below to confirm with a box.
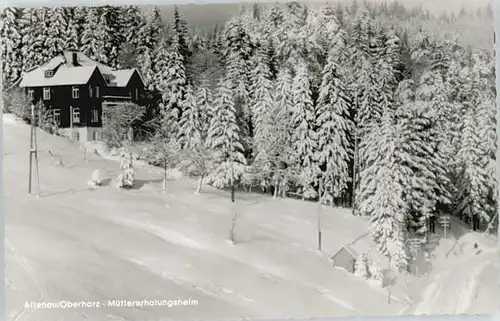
[274,179,279,199]
[196,175,204,194]
[352,129,358,214]
[163,159,167,192]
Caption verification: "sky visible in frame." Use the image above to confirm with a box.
[1,0,491,12]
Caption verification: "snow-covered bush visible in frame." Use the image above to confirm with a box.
[368,261,384,287]
[91,169,103,186]
[355,251,384,287]
[354,252,371,279]
[116,149,135,188]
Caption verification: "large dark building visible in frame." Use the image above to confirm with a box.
[19,51,145,142]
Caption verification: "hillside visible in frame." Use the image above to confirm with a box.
[5,114,406,320]
[5,113,499,320]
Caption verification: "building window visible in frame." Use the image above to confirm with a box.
[89,85,93,98]
[72,107,80,124]
[91,107,98,123]
[44,69,53,78]
[72,86,80,99]
[43,87,51,100]
[28,89,34,100]
[135,88,139,100]
[96,86,100,98]
[53,109,61,125]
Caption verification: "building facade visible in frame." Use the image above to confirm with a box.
[331,245,358,273]
[19,51,145,143]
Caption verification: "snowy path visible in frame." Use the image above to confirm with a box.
[412,248,499,315]
[4,117,405,320]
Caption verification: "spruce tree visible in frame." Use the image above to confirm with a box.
[250,44,274,173]
[44,7,69,58]
[20,7,51,70]
[206,77,246,188]
[80,7,102,62]
[358,112,410,272]
[222,16,253,145]
[178,84,201,149]
[315,44,353,202]
[291,60,317,194]
[1,7,23,86]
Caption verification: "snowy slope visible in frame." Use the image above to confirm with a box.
[409,232,499,315]
[4,114,407,321]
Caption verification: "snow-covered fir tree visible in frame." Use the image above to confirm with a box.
[250,43,275,180]
[178,84,201,149]
[20,7,51,70]
[206,77,247,188]
[116,148,135,189]
[291,59,318,196]
[315,39,353,203]
[221,16,253,146]
[354,252,370,279]
[358,112,410,272]
[155,37,188,137]
[44,7,69,58]
[119,5,143,47]
[271,66,296,197]
[136,6,163,56]
[170,6,191,79]
[1,7,23,86]
[80,7,102,62]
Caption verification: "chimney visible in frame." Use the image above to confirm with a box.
[72,52,78,66]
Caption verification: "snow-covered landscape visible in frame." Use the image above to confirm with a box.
[3,113,499,320]
[1,0,499,320]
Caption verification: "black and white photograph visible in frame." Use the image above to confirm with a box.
[1,0,499,320]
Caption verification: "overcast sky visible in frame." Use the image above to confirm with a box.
[0,0,491,11]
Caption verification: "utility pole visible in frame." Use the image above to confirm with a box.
[28,103,40,197]
[229,138,237,244]
[69,105,73,139]
[318,177,323,252]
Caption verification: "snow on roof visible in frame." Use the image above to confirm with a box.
[342,244,358,258]
[109,69,136,87]
[65,51,114,75]
[108,69,145,88]
[19,51,144,88]
[43,55,66,69]
[331,244,358,260]
[19,65,98,87]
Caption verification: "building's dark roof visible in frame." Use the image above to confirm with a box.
[19,51,141,89]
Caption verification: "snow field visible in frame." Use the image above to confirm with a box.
[4,116,409,320]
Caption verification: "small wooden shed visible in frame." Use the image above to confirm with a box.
[331,244,358,273]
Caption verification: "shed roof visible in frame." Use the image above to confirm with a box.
[331,244,358,260]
